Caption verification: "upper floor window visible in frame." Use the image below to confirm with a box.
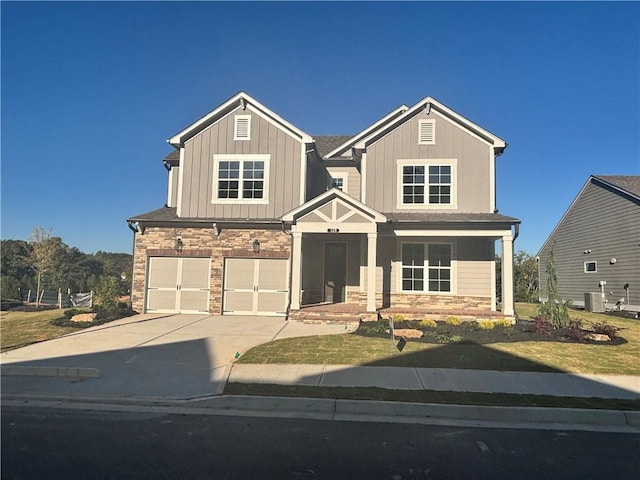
[234,115,251,141]
[213,154,269,204]
[397,159,456,209]
[418,119,435,145]
[329,175,346,191]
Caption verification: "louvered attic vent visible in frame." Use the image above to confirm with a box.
[234,115,251,140]
[418,119,435,145]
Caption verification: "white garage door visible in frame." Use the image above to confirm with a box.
[146,257,210,313]
[223,258,289,316]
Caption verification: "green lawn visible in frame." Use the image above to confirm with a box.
[0,309,83,351]
[238,303,640,375]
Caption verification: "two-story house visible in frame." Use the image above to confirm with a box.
[127,92,520,321]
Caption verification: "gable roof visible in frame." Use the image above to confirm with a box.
[537,174,640,255]
[354,97,507,155]
[314,136,353,158]
[322,105,409,159]
[168,91,313,147]
[282,187,387,223]
[593,175,640,199]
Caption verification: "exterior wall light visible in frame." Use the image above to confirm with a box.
[175,238,183,253]
[252,239,260,254]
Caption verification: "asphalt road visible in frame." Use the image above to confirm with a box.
[2,406,638,480]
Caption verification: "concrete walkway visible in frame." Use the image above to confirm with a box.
[2,313,639,431]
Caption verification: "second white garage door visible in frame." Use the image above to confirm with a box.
[223,258,289,316]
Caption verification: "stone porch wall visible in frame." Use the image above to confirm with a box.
[345,290,491,312]
[131,226,290,314]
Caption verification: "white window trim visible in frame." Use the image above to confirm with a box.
[418,119,436,145]
[398,241,456,294]
[212,154,270,204]
[396,159,458,210]
[234,115,251,141]
[584,261,597,273]
[328,173,348,192]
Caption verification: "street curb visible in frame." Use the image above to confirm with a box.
[2,393,639,432]
[1,366,99,379]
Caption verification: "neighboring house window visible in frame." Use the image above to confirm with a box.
[584,261,597,273]
[428,244,452,292]
[401,243,452,293]
[418,119,435,145]
[213,154,270,203]
[234,115,251,140]
[402,243,424,291]
[397,160,456,208]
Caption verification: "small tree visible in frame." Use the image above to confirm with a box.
[94,276,120,318]
[538,249,570,328]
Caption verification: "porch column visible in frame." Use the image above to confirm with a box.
[367,233,377,313]
[501,234,514,316]
[290,232,302,310]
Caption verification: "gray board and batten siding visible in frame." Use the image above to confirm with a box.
[179,106,304,220]
[365,109,493,214]
[537,176,640,308]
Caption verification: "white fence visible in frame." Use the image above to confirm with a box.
[24,289,93,308]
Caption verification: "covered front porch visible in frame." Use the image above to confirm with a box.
[282,189,517,322]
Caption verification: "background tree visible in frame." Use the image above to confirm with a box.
[1,240,35,299]
[514,251,539,302]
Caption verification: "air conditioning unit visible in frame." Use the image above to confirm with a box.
[584,292,604,313]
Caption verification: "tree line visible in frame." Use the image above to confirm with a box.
[496,250,540,303]
[1,227,132,301]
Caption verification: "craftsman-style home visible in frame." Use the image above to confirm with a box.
[128,92,520,321]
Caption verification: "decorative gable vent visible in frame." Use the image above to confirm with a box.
[418,119,435,145]
[234,115,251,140]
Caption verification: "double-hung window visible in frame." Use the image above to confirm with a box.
[213,154,269,203]
[401,243,452,293]
[397,160,456,208]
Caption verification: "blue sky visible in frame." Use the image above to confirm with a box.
[2,1,638,255]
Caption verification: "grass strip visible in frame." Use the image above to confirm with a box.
[224,382,640,411]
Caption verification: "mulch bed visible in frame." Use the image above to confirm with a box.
[355,319,627,346]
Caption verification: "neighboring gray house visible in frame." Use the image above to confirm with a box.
[537,175,640,310]
[128,92,520,320]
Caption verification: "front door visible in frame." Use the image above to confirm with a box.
[324,242,347,303]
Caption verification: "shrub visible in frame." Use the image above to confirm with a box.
[420,318,437,328]
[565,319,585,342]
[391,314,405,322]
[495,319,514,328]
[527,315,553,335]
[475,320,495,330]
[63,308,87,319]
[94,276,120,318]
[591,320,620,338]
[445,316,461,326]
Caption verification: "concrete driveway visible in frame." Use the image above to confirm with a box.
[1,313,355,400]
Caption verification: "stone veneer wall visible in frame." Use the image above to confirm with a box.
[345,291,491,312]
[131,226,290,314]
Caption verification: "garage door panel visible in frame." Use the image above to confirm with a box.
[181,258,210,289]
[148,257,179,289]
[147,289,177,311]
[257,292,287,314]
[224,291,254,313]
[225,258,255,290]
[258,259,288,290]
[180,290,210,312]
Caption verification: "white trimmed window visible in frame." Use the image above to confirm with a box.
[213,154,269,203]
[234,115,251,140]
[397,159,456,208]
[584,261,597,273]
[329,175,346,191]
[401,243,453,293]
[418,119,435,145]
